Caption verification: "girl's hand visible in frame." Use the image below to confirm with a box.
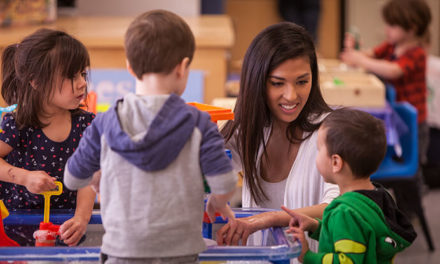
[59,216,88,246]
[289,227,309,263]
[23,171,57,194]
[281,206,319,232]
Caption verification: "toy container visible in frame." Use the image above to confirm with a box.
[33,222,60,247]
[187,102,234,123]
[2,209,300,263]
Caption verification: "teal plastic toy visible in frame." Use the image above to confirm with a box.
[0,104,17,115]
[0,104,17,132]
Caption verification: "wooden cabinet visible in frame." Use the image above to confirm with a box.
[0,15,234,105]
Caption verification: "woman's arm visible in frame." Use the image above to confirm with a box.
[216,203,328,245]
[59,186,96,246]
[252,203,328,229]
[293,203,328,219]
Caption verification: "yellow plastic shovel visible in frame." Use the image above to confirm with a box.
[41,181,63,223]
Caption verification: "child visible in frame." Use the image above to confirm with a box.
[0,28,96,246]
[282,108,417,263]
[64,10,237,263]
[340,0,431,166]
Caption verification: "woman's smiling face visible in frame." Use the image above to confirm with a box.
[266,56,312,126]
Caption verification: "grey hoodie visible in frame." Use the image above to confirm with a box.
[64,93,236,258]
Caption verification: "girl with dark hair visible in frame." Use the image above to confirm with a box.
[218,22,339,255]
[0,28,96,246]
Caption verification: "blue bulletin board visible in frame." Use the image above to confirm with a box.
[88,69,205,105]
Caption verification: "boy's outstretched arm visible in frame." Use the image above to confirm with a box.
[206,189,235,223]
[64,119,102,190]
[281,205,319,233]
[340,49,403,79]
[198,109,237,227]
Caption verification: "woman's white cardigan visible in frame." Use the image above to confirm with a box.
[226,116,340,258]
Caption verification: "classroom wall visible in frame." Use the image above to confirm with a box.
[346,0,440,56]
[225,0,341,71]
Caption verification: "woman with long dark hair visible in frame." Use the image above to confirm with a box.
[218,22,339,255]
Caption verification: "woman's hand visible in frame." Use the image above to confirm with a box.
[281,205,319,232]
[59,215,88,246]
[22,170,57,194]
[216,210,292,246]
[216,216,259,246]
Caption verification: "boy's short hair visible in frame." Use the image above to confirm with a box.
[125,10,195,79]
[322,108,387,178]
[382,0,431,38]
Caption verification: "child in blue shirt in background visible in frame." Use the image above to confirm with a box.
[64,10,237,264]
[0,28,96,246]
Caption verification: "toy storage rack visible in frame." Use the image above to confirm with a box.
[1,208,300,263]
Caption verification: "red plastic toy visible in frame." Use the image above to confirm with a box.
[33,222,60,247]
[0,200,19,247]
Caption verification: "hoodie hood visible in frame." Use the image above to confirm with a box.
[355,183,417,243]
[330,185,417,246]
[101,93,197,171]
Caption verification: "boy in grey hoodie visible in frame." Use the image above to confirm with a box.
[63,10,237,264]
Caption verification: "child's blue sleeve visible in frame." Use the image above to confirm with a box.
[64,116,102,190]
[199,114,236,194]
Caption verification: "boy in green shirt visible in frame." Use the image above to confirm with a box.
[283,108,416,263]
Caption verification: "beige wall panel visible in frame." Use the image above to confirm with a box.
[226,0,341,72]
[75,0,199,17]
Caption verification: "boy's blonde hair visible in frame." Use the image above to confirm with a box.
[125,10,195,79]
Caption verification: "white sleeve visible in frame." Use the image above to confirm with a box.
[284,129,340,210]
[320,181,340,205]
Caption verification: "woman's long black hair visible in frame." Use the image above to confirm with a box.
[222,22,331,204]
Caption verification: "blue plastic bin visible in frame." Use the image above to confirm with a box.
[1,208,300,263]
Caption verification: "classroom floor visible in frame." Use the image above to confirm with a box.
[394,187,440,263]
